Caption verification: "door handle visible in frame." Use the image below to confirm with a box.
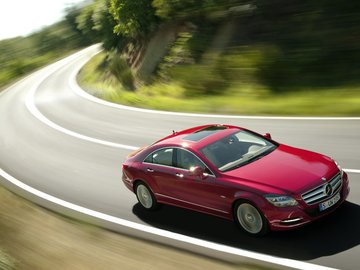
[175,173,184,178]
[147,168,154,172]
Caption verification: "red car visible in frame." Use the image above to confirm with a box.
[122,124,350,236]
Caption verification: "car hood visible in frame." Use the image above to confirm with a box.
[223,144,338,194]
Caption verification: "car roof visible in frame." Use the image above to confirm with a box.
[153,124,243,150]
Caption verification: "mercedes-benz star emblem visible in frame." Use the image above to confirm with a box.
[324,184,333,196]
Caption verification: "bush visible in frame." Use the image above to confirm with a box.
[220,46,277,86]
[171,63,229,97]
[109,54,135,90]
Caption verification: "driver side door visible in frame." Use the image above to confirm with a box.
[172,148,229,216]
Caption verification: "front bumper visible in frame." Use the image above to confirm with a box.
[266,172,350,231]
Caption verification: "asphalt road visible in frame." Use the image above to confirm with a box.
[0,46,359,270]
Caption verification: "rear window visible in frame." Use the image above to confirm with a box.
[183,126,227,142]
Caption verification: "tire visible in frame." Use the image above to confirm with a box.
[234,201,269,236]
[135,182,158,211]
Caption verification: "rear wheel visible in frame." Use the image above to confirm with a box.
[135,182,158,210]
[234,201,268,236]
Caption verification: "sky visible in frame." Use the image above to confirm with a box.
[0,0,86,41]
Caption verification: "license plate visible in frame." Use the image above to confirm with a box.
[319,193,341,211]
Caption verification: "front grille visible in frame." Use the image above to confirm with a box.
[302,172,342,205]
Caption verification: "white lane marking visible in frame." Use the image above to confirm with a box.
[344,169,360,174]
[70,51,360,121]
[0,168,338,270]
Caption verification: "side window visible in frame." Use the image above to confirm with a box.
[176,149,212,174]
[144,148,174,167]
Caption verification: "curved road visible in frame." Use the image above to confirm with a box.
[1,46,359,270]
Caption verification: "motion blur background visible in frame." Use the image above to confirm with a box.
[1,0,360,115]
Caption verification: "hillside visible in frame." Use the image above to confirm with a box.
[78,1,360,116]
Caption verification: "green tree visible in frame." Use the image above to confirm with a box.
[64,6,92,46]
[109,0,158,39]
[152,0,250,20]
[77,0,122,51]
[93,0,124,50]
[254,0,360,90]
[76,3,98,39]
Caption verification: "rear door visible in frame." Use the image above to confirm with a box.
[142,147,179,196]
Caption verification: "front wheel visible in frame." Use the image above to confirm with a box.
[234,201,269,236]
[135,182,158,210]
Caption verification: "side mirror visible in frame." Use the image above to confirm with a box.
[189,166,206,179]
[264,133,272,140]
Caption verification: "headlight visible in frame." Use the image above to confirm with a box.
[265,195,298,207]
[335,160,344,177]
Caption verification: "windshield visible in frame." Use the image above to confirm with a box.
[200,130,277,172]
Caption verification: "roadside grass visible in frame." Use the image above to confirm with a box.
[78,52,360,116]
[0,185,274,270]
[0,248,15,270]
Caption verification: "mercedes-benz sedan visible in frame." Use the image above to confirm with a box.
[122,124,349,236]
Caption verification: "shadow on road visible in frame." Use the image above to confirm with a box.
[133,201,360,260]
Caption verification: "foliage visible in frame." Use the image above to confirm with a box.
[151,0,360,92]
[152,0,201,19]
[168,46,267,96]
[76,3,99,39]
[158,21,218,76]
[79,52,360,116]
[152,0,252,20]
[253,0,360,90]
[64,5,94,47]
[219,46,274,86]
[77,0,360,116]
[0,3,92,88]
[0,36,61,88]
[157,31,195,81]
[109,53,135,90]
[186,21,219,62]
[155,28,227,96]
[76,0,123,51]
[171,62,229,96]
[109,0,158,39]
